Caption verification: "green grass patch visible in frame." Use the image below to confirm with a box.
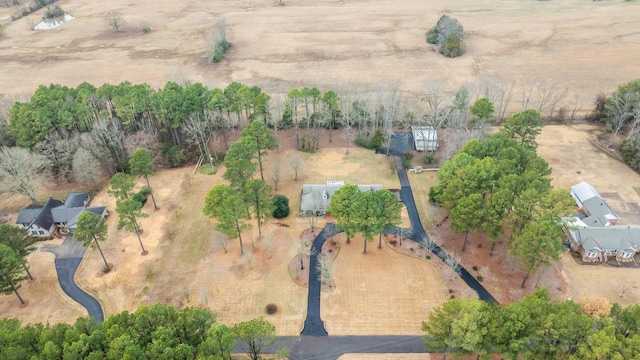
[199,165,217,175]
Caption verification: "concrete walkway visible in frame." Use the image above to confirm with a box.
[39,236,105,322]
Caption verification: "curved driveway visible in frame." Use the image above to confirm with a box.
[39,236,105,322]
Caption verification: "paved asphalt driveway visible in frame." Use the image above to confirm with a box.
[39,236,104,322]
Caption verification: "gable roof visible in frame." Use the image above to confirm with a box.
[570,182,600,207]
[300,183,383,212]
[571,225,640,252]
[64,192,90,208]
[16,192,98,231]
[16,207,43,225]
[570,182,618,226]
[66,206,107,232]
[32,197,64,230]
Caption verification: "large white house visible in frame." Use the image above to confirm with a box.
[565,182,640,264]
[16,192,107,237]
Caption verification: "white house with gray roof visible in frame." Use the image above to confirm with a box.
[566,182,640,264]
[299,181,383,216]
[16,192,107,237]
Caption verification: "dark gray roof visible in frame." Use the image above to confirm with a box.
[64,192,90,208]
[569,224,640,252]
[33,198,64,230]
[16,207,42,225]
[66,207,107,232]
[52,207,83,224]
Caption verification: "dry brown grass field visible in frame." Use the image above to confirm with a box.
[1,0,639,109]
[2,0,640,346]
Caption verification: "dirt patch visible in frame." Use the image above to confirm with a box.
[287,227,340,292]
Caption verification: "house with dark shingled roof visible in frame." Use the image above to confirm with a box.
[16,192,107,237]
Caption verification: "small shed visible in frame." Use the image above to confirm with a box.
[412,126,439,152]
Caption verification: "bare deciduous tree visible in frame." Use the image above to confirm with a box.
[270,154,281,190]
[422,81,450,129]
[34,132,79,182]
[570,94,585,124]
[605,91,637,146]
[288,154,303,181]
[212,230,229,254]
[105,11,124,32]
[72,147,106,191]
[339,93,357,155]
[296,239,312,271]
[0,147,51,205]
[182,115,217,167]
[91,118,127,174]
[478,76,514,122]
[534,81,567,119]
[124,131,163,167]
[519,79,536,111]
[317,253,334,286]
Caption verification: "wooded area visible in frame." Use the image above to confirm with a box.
[424,288,640,359]
[0,303,282,359]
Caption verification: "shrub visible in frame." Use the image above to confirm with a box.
[402,151,414,169]
[265,303,278,315]
[621,137,640,171]
[132,191,147,205]
[421,154,436,164]
[199,165,216,175]
[43,5,64,20]
[426,27,438,44]
[272,195,290,219]
[477,275,484,282]
[426,255,431,260]
[139,185,151,194]
[443,33,465,58]
[162,145,186,168]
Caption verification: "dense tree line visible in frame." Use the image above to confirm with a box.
[423,288,640,359]
[0,303,283,360]
[429,110,575,287]
[203,120,278,255]
[0,77,584,206]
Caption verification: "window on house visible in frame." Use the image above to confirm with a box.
[586,250,599,258]
[38,231,44,235]
[620,250,634,258]
[604,249,618,255]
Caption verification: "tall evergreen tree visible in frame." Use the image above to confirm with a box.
[0,243,29,305]
[74,211,110,271]
[129,147,158,210]
[0,224,37,280]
